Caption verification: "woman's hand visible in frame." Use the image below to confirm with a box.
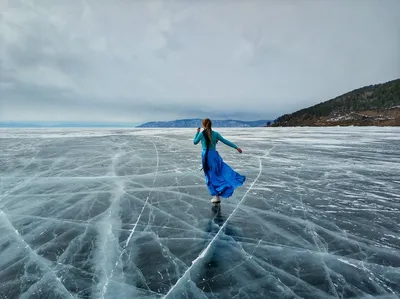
[197,127,201,133]
[237,147,242,153]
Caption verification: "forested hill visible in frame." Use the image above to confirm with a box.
[272,78,400,126]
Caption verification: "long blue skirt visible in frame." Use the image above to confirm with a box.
[202,149,246,198]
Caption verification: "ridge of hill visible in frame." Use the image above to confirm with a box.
[271,78,400,127]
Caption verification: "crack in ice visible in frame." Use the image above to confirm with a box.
[296,167,340,298]
[100,141,159,298]
[0,210,74,299]
[162,152,266,298]
[125,141,159,247]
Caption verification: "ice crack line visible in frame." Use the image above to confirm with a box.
[101,141,159,298]
[125,140,159,247]
[264,144,276,157]
[0,210,74,299]
[162,152,265,299]
[295,166,340,299]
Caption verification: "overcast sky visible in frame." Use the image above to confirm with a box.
[1,0,399,123]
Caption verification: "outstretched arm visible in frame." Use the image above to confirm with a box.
[193,129,203,145]
[216,132,238,149]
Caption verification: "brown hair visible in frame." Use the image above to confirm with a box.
[202,118,212,147]
[201,118,213,172]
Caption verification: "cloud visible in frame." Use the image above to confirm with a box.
[1,0,399,123]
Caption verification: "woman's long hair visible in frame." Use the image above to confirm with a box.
[202,118,212,172]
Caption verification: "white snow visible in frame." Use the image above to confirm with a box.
[327,115,354,122]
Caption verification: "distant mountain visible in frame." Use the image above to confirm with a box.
[137,119,269,128]
[272,78,400,127]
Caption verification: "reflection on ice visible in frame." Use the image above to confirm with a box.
[0,127,400,298]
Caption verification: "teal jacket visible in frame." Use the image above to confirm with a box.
[193,130,238,150]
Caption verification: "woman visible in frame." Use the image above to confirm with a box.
[193,118,246,203]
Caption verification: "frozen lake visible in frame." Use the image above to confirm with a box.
[1,127,400,299]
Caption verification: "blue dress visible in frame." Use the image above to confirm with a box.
[193,130,246,198]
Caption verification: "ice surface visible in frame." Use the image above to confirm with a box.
[1,127,400,299]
